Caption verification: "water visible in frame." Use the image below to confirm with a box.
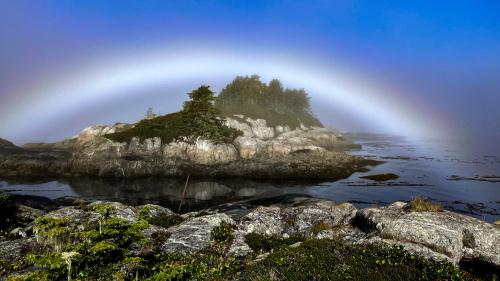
[1,133,499,222]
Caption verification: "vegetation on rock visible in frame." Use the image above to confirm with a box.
[105,86,242,144]
[240,236,472,281]
[138,205,183,228]
[1,200,494,281]
[407,196,444,212]
[216,75,322,128]
[210,221,234,243]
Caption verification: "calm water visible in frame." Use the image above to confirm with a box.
[1,133,499,222]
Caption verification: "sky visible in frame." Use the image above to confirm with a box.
[0,1,499,154]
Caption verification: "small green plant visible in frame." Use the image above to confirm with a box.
[92,203,116,218]
[141,213,183,229]
[211,221,234,243]
[407,197,444,212]
[33,217,71,252]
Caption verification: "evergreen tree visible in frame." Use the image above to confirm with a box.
[182,86,240,143]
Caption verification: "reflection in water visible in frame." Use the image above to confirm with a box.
[66,177,287,213]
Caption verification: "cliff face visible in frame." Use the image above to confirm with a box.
[0,116,376,179]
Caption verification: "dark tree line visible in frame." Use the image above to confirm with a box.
[215,75,321,128]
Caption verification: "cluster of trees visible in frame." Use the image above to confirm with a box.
[215,75,322,128]
[106,76,322,144]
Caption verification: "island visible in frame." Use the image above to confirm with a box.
[0,76,377,180]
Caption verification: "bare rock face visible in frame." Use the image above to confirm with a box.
[240,206,283,236]
[226,116,359,159]
[239,201,357,237]
[77,123,132,143]
[355,202,500,266]
[161,213,234,253]
[163,139,239,165]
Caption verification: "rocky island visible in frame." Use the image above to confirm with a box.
[0,76,376,180]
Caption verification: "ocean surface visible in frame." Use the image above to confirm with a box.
[1,133,499,222]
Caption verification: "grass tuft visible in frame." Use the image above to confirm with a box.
[311,221,332,235]
[407,197,444,212]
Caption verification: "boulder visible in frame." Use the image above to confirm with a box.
[240,201,357,237]
[136,204,175,220]
[0,237,36,263]
[161,213,234,253]
[14,205,45,225]
[240,206,283,236]
[355,202,500,266]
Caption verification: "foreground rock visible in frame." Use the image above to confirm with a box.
[355,202,500,266]
[1,197,499,279]
[0,116,377,179]
[161,213,234,253]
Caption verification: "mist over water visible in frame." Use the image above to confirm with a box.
[2,133,498,222]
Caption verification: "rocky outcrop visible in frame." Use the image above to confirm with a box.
[1,197,499,277]
[0,116,375,179]
[355,202,500,266]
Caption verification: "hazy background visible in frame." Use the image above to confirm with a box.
[1,1,499,155]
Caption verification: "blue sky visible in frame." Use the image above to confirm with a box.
[1,1,499,152]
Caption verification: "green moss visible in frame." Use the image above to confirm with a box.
[240,238,472,281]
[244,233,305,253]
[138,206,184,228]
[210,221,234,243]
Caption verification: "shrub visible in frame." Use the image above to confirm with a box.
[211,221,234,243]
[407,197,444,212]
[138,206,183,228]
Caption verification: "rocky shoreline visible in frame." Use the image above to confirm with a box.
[1,194,499,279]
[0,116,378,179]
